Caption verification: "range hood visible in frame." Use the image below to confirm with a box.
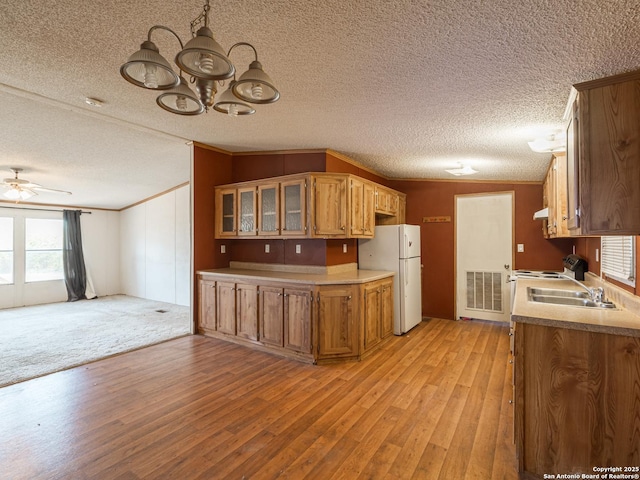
[533,207,549,220]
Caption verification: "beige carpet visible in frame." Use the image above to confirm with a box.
[0,295,190,388]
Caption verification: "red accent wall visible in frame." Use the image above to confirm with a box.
[391,180,576,320]
[192,145,233,324]
[285,153,325,175]
[325,153,391,185]
[231,152,327,182]
[327,239,358,265]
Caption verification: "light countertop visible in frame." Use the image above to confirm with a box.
[512,277,640,337]
[198,268,395,285]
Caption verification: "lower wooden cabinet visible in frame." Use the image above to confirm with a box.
[198,273,394,364]
[259,286,285,347]
[316,285,358,359]
[284,288,313,354]
[362,282,382,352]
[514,322,640,476]
[216,281,236,335]
[361,277,394,354]
[380,279,393,337]
[236,283,258,341]
[259,285,313,354]
[198,279,216,333]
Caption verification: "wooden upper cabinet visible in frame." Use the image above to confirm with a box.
[542,155,569,238]
[569,69,640,234]
[349,177,375,238]
[215,188,236,237]
[363,182,376,236]
[280,177,307,236]
[214,173,403,239]
[312,175,348,237]
[375,186,398,216]
[258,183,279,236]
[237,186,257,236]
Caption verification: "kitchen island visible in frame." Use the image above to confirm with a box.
[198,264,395,364]
[511,277,640,479]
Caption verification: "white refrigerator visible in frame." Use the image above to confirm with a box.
[358,224,422,335]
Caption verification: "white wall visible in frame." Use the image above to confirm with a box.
[120,185,190,306]
[0,206,120,309]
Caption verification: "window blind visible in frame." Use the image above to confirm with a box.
[601,236,636,287]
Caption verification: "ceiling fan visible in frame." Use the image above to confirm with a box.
[2,168,72,201]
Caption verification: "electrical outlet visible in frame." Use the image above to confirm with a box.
[295,244,301,254]
[596,248,600,262]
[221,245,226,254]
[517,244,524,253]
[265,244,270,253]
[343,243,347,253]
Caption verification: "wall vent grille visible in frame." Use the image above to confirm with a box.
[466,271,503,313]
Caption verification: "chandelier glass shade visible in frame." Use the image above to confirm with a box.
[157,76,205,115]
[120,1,280,116]
[213,81,255,115]
[4,186,35,201]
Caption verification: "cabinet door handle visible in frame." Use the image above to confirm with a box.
[283,293,289,297]
[277,293,282,296]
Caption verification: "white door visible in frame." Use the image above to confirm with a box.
[455,192,513,322]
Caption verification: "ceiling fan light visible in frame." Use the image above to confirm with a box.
[120,40,180,90]
[175,27,234,80]
[156,76,205,115]
[445,165,478,176]
[232,60,280,104]
[4,186,34,201]
[213,82,256,115]
[527,138,566,153]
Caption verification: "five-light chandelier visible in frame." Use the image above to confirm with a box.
[120,0,280,116]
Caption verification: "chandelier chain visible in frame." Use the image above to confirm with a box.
[190,0,211,36]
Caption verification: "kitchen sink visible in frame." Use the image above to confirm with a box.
[527,287,617,309]
[528,287,590,299]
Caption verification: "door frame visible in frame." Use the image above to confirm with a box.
[453,191,515,321]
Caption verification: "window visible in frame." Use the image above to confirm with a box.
[0,217,13,284]
[601,235,636,287]
[25,218,64,282]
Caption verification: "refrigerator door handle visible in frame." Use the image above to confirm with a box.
[404,233,409,258]
[405,259,409,285]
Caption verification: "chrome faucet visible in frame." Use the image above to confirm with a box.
[558,274,604,303]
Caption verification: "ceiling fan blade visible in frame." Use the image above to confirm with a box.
[32,186,72,195]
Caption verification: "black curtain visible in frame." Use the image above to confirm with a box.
[62,210,87,302]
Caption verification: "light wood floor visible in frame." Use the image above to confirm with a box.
[0,318,518,480]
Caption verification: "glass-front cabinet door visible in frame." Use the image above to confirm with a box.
[258,183,279,236]
[216,188,236,237]
[280,178,306,236]
[237,187,257,236]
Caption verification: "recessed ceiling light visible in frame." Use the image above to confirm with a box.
[85,97,104,107]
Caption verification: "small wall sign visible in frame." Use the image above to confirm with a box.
[423,216,451,223]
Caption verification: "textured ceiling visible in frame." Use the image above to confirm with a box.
[0,0,639,209]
